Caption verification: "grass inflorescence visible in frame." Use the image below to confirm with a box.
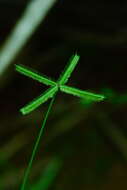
[15,54,105,190]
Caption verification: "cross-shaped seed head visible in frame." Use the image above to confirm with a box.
[15,54,105,115]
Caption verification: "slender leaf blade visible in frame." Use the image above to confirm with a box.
[15,64,56,86]
[58,54,80,85]
[60,85,105,101]
[30,157,62,190]
[20,86,58,115]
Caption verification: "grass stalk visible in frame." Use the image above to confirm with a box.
[20,95,56,190]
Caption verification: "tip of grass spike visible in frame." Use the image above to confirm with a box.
[95,94,106,101]
[20,108,27,115]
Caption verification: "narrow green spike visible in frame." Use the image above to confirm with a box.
[60,85,105,101]
[58,54,80,85]
[15,64,56,86]
[20,86,58,115]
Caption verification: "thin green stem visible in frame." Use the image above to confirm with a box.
[20,95,56,190]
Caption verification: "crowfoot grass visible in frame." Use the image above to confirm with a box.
[16,54,105,115]
[16,54,105,189]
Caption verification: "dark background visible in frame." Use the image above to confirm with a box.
[0,0,127,189]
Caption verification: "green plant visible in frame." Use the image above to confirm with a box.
[16,54,105,115]
[15,54,105,190]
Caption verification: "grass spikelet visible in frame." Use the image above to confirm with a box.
[58,54,80,85]
[15,64,56,86]
[60,85,105,101]
[20,86,58,115]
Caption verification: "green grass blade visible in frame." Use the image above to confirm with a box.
[60,85,105,101]
[15,64,56,86]
[0,0,57,76]
[30,157,62,190]
[58,54,80,85]
[20,86,58,115]
[20,95,56,190]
